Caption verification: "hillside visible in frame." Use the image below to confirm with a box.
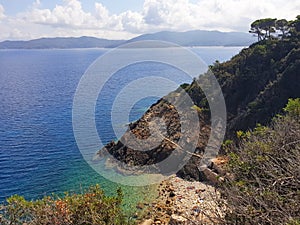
[100,29,300,181]
[221,99,300,225]
[189,36,300,136]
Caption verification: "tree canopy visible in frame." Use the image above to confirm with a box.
[250,16,300,41]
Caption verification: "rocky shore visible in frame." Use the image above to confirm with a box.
[137,173,225,225]
[98,86,212,181]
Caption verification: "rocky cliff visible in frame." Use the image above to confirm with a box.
[99,34,300,181]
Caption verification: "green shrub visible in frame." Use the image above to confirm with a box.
[253,44,267,55]
[284,98,300,117]
[191,104,203,112]
[0,185,131,225]
[222,99,300,225]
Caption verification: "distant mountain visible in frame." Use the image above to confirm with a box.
[0,30,256,49]
[126,30,256,46]
[0,36,125,49]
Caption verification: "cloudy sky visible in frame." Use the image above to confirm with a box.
[0,0,299,41]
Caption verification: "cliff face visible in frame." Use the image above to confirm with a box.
[99,35,300,181]
[102,94,211,180]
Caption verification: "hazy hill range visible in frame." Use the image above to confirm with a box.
[127,30,256,46]
[0,30,256,49]
[0,36,125,49]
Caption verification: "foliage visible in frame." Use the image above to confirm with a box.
[221,100,300,225]
[206,16,300,135]
[290,15,300,34]
[249,16,300,41]
[191,104,203,112]
[179,16,300,224]
[250,18,277,41]
[253,44,267,55]
[0,185,131,225]
[283,98,300,117]
[276,19,289,37]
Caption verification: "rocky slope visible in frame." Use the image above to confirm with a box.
[99,34,300,181]
[137,175,224,225]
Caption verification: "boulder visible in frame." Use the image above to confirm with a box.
[202,168,219,185]
[139,219,154,225]
[169,214,188,225]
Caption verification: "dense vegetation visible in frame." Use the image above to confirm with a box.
[183,16,300,138]
[214,16,300,225]
[249,16,300,41]
[221,99,300,225]
[0,185,131,225]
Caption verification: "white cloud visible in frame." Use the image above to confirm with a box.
[143,0,196,28]
[0,4,5,20]
[119,11,145,33]
[95,2,109,21]
[141,0,300,32]
[24,0,96,28]
[0,0,299,41]
[143,0,165,25]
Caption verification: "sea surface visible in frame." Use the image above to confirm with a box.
[0,46,244,210]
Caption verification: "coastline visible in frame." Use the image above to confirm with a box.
[137,175,224,225]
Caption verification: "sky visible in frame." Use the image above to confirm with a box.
[0,0,299,41]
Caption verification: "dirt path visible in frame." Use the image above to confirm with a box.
[138,175,224,225]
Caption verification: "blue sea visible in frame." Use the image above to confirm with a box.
[0,46,244,209]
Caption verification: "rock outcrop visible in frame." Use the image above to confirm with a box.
[98,36,300,181]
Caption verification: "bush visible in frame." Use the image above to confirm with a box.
[221,99,300,225]
[284,98,300,117]
[0,185,131,225]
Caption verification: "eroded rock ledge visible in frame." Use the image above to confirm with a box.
[97,88,212,181]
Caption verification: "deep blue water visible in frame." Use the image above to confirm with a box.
[0,47,244,204]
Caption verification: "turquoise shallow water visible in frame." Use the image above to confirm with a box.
[0,47,244,212]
